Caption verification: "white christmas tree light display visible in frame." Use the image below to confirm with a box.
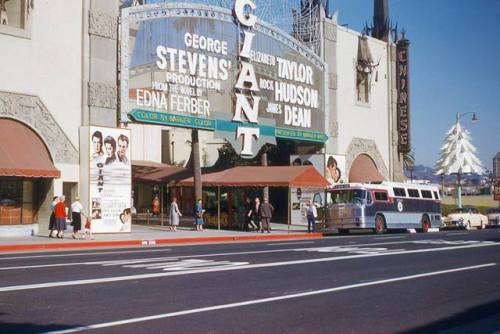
[435,118,484,208]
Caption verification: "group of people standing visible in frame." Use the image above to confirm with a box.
[244,197,274,233]
[49,196,91,239]
[168,197,205,231]
[168,196,274,233]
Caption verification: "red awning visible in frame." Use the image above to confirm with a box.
[348,154,385,183]
[132,160,185,182]
[0,119,60,178]
[177,166,329,188]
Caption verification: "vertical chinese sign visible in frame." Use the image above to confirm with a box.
[396,38,410,154]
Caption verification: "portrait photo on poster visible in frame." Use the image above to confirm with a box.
[289,154,325,176]
[325,154,346,185]
[91,130,104,163]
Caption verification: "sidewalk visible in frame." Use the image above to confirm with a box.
[0,223,322,252]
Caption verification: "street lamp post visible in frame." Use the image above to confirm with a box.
[454,112,478,209]
[455,112,478,124]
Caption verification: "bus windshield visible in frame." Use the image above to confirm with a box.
[329,189,367,205]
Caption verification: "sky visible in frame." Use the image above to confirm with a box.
[333,0,500,170]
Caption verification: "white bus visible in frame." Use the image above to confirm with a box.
[322,182,442,234]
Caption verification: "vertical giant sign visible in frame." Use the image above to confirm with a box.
[233,0,261,156]
[396,38,410,154]
[88,127,132,233]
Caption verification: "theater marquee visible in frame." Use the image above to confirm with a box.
[120,1,327,157]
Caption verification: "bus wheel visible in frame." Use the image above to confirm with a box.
[421,215,431,233]
[375,215,386,234]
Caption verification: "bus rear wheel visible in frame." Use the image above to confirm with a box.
[374,215,386,234]
[421,215,431,233]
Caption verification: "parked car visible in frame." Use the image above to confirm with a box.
[486,207,500,227]
[442,206,488,229]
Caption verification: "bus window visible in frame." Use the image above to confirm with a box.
[313,193,323,206]
[374,191,388,201]
[329,189,366,204]
[366,191,373,204]
[421,190,432,199]
[393,187,406,197]
[408,189,420,198]
[327,191,339,205]
[433,191,439,200]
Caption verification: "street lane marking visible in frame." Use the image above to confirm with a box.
[267,241,315,246]
[301,246,406,255]
[375,236,406,240]
[0,248,172,261]
[413,240,493,245]
[0,239,495,271]
[0,249,302,271]
[42,263,496,334]
[0,241,422,270]
[1,242,499,292]
[122,259,249,271]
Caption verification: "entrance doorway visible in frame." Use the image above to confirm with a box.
[63,182,78,206]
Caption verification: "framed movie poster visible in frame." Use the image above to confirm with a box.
[81,127,132,233]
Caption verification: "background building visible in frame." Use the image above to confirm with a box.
[494,152,500,181]
[0,0,81,235]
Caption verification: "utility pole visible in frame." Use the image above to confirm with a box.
[261,145,269,201]
[191,129,202,202]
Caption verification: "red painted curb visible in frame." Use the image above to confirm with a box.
[0,233,322,252]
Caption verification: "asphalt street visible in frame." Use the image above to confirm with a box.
[1,228,500,333]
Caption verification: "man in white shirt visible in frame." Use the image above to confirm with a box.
[306,200,318,233]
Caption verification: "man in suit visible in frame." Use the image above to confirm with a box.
[259,198,274,233]
[117,134,130,165]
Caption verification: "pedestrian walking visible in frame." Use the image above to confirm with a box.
[306,200,317,233]
[169,197,182,231]
[251,197,262,232]
[54,196,67,238]
[70,197,85,239]
[244,197,255,231]
[195,198,205,231]
[259,198,274,233]
[84,217,93,240]
[48,196,59,238]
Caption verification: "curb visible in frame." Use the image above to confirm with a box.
[0,233,323,252]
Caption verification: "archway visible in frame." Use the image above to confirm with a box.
[348,154,385,183]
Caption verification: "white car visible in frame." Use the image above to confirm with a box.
[443,207,488,230]
[486,207,500,227]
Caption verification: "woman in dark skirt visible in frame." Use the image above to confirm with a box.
[48,196,58,238]
[71,197,84,239]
